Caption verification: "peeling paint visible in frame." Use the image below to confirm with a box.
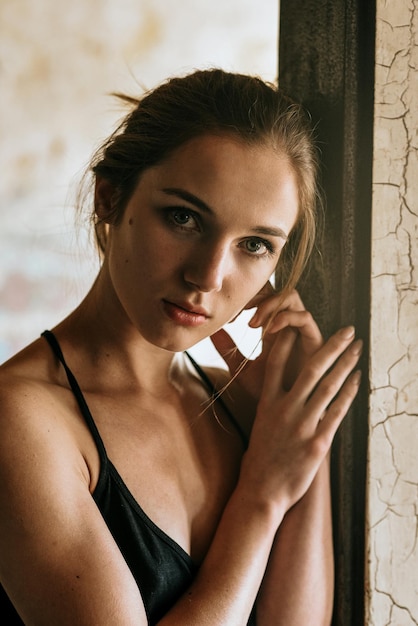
[367,0,418,623]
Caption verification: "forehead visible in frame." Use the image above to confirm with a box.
[148,134,300,227]
[159,133,288,178]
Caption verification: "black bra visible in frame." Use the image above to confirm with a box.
[40,330,250,623]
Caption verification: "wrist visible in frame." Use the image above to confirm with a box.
[233,471,288,530]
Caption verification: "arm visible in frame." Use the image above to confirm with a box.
[0,382,321,626]
[256,458,334,625]
[0,322,359,626]
[0,379,148,626]
[211,290,360,625]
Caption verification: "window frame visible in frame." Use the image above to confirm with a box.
[278,0,376,623]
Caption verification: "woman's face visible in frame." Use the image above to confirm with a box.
[100,134,300,352]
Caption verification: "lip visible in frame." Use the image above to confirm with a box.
[162,299,210,326]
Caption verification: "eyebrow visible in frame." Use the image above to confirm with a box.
[162,187,213,214]
[162,187,289,241]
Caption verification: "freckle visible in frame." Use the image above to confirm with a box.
[125,258,129,264]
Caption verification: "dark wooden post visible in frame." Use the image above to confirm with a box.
[278,1,376,624]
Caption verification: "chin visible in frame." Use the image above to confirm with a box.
[143,327,209,354]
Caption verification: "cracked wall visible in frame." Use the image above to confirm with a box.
[367,1,418,624]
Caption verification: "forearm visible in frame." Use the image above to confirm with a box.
[256,459,334,626]
[159,485,285,626]
[197,312,360,626]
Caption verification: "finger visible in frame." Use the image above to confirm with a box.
[227,281,275,323]
[249,289,303,327]
[265,310,323,354]
[243,280,275,312]
[290,327,359,403]
[259,327,299,396]
[210,329,246,375]
[316,369,362,443]
[303,338,363,418]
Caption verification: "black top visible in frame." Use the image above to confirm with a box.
[0,331,256,624]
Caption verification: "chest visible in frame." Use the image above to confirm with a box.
[81,386,244,563]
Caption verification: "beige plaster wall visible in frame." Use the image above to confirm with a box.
[367,1,418,624]
[0,0,278,362]
[5,4,417,622]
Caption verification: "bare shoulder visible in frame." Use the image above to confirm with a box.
[0,338,57,430]
[197,365,255,439]
[184,353,258,439]
[0,337,91,486]
[1,337,64,426]
[203,365,231,389]
[0,340,146,624]
[189,362,235,401]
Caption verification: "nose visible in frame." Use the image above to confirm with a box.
[183,241,230,293]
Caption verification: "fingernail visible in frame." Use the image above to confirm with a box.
[338,325,355,339]
[350,339,363,355]
[351,369,362,385]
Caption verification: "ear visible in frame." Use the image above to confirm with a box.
[94,176,117,223]
[243,280,275,311]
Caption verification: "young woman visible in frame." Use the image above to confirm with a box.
[0,69,362,625]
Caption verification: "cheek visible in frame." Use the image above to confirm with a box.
[226,270,274,313]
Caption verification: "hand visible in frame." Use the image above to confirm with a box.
[240,324,362,513]
[210,287,323,413]
[249,287,324,389]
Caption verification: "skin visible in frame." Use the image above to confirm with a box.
[0,134,362,625]
[95,134,297,352]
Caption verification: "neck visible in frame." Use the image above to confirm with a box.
[53,271,183,394]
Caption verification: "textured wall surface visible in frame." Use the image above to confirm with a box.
[367,1,418,624]
[0,0,277,362]
[5,3,418,621]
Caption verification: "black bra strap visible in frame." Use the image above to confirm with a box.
[41,330,108,459]
[41,330,248,450]
[185,352,248,448]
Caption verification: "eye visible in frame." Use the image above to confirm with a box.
[168,208,200,231]
[241,237,275,257]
